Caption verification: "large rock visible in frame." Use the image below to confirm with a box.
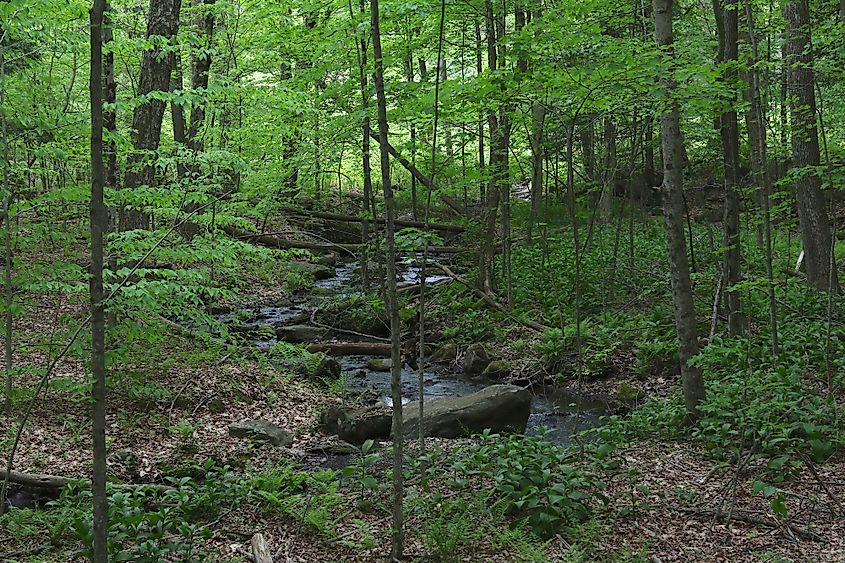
[275,325,326,343]
[398,384,531,439]
[462,344,491,376]
[319,405,392,445]
[367,358,393,372]
[429,343,458,363]
[481,359,512,379]
[228,420,293,447]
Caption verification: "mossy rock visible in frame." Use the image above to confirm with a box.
[481,359,512,379]
[367,358,393,372]
[617,382,644,402]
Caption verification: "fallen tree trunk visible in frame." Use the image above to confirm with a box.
[1,469,172,493]
[434,263,551,333]
[250,533,274,563]
[368,132,468,216]
[224,225,465,254]
[307,342,393,356]
[281,207,464,233]
[397,278,452,296]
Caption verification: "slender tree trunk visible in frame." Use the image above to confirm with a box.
[89,1,109,560]
[103,8,117,190]
[0,49,11,417]
[600,115,617,213]
[784,0,838,292]
[653,0,705,421]
[370,1,403,559]
[475,20,485,203]
[715,0,743,335]
[745,0,779,355]
[121,0,181,231]
[351,0,373,292]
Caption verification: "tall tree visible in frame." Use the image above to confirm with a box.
[89,0,109,560]
[784,0,838,292]
[714,0,743,334]
[653,0,706,421]
[121,0,181,231]
[370,0,403,559]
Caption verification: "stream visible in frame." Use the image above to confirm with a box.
[221,256,608,445]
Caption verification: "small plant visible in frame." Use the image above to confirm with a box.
[341,439,382,509]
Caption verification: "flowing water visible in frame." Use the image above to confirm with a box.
[222,256,608,445]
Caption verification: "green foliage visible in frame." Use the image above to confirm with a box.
[450,430,606,539]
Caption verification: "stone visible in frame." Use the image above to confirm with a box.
[275,324,326,343]
[366,358,393,372]
[311,265,336,281]
[617,382,643,402]
[481,359,512,379]
[318,404,392,445]
[429,343,458,363]
[228,420,293,447]
[312,356,341,379]
[399,384,531,439]
[462,343,491,376]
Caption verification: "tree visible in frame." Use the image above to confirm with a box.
[784,0,837,292]
[714,0,743,335]
[121,0,182,231]
[89,1,109,560]
[653,0,705,421]
[370,0,403,558]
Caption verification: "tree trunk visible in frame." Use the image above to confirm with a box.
[121,0,181,231]
[653,0,705,421]
[370,1,404,559]
[600,115,617,213]
[745,0,779,355]
[89,1,109,560]
[784,0,838,292]
[715,0,743,335]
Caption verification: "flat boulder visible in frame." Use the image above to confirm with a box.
[319,404,392,445]
[398,384,531,439]
[366,358,393,372]
[228,420,293,447]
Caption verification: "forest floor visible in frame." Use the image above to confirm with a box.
[1,235,844,562]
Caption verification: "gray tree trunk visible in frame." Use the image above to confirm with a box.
[653,0,705,421]
[784,0,838,292]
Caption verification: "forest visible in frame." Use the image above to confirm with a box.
[1,0,845,560]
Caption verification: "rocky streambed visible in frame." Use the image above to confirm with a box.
[220,255,609,445]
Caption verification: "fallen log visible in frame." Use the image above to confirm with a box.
[307,342,393,356]
[433,262,552,333]
[224,225,465,254]
[280,207,464,233]
[396,278,452,296]
[368,133,468,216]
[1,469,172,493]
[250,533,274,563]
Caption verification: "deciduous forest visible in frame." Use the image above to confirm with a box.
[1,0,845,560]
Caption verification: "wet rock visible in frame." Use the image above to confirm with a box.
[228,420,293,447]
[399,384,531,439]
[462,344,491,376]
[481,359,512,379]
[311,265,336,281]
[430,343,458,363]
[318,404,392,445]
[312,356,341,379]
[367,358,393,372]
[275,324,326,343]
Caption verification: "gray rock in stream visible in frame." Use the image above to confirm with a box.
[228,420,293,447]
[275,324,326,343]
[398,384,531,439]
[319,404,392,445]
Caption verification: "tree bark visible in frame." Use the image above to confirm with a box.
[715,0,743,335]
[653,0,705,421]
[89,1,109,560]
[121,0,181,231]
[370,1,404,559]
[784,0,838,292]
